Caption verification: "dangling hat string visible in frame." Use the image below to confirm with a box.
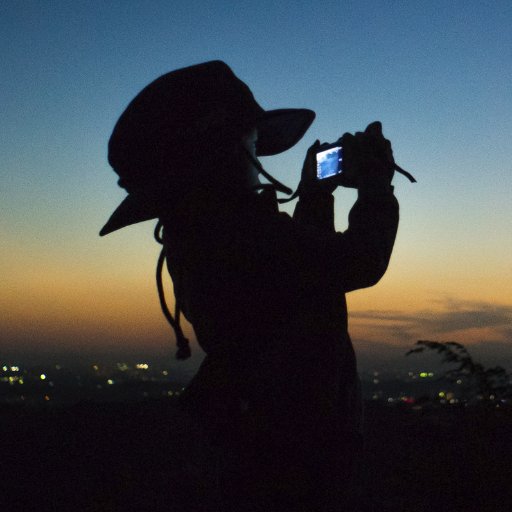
[154,221,191,360]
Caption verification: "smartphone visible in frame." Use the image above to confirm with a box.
[316,143,343,180]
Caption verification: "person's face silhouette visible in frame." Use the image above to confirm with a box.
[241,128,261,190]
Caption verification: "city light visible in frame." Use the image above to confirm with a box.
[0,361,187,405]
[2,361,505,409]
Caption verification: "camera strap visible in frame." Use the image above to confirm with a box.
[393,164,417,183]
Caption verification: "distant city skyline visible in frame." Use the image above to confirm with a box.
[3,357,503,407]
[2,338,512,378]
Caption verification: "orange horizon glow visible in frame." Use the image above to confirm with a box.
[2,206,510,357]
[2,253,510,355]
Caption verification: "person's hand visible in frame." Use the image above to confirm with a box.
[339,121,395,191]
[298,139,338,196]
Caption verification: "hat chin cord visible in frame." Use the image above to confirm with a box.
[154,221,191,360]
[242,148,293,196]
[152,149,296,361]
[243,148,308,204]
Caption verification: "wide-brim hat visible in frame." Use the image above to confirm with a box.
[100,60,315,236]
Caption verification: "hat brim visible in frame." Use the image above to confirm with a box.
[100,107,315,236]
[100,193,159,236]
[256,108,315,156]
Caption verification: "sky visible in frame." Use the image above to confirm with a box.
[1,1,511,369]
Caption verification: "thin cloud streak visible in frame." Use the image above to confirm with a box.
[351,299,512,341]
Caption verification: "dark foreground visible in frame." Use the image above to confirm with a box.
[1,400,511,511]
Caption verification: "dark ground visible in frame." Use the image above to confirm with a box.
[1,400,511,511]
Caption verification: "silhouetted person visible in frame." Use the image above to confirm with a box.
[100,61,399,511]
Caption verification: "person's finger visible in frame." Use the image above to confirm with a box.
[384,139,394,163]
[307,140,320,164]
[336,173,350,188]
[365,121,383,137]
[303,140,319,165]
[306,139,320,153]
[340,132,354,149]
[354,131,374,159]
[301,140,321,182]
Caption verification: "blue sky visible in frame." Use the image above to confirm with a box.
[1,1,511,364]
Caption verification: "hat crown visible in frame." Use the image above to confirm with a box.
[100,61,315,236]
[108,61,263,191]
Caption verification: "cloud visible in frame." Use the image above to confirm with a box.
[351,299,512,341]
[350,311,416,323]
[498,326,512,340]
[426,300,512,333]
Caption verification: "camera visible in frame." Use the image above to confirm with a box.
[315,140,417,184]
[315,143,343,180]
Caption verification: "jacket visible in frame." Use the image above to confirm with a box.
[163,185,399,510]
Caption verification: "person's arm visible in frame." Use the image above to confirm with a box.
[332,186,399,292]
[291,122,399,292]
[292,189,335,232]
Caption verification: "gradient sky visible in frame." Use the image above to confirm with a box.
[1,1,511,367]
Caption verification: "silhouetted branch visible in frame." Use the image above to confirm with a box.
[407,340,512,401]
